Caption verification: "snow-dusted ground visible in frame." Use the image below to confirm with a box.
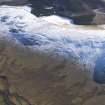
[0,5,105,83]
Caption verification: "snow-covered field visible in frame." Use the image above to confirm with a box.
[0,5,105,83]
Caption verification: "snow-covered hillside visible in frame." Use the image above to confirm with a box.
[0,6,105,83]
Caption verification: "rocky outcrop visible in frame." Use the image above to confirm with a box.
[0,0,28,5]
[92,8,105,25]
[1,0,105,25]
[0,76,31,105]
[29,0,105,25]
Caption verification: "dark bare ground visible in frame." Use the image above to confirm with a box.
[0,38,104,105]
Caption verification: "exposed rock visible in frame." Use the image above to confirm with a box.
[0,75,31,105]
[0,0,28,5]
[1,0,105,25]
[29,0,105,25]
[92,8,105,24]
